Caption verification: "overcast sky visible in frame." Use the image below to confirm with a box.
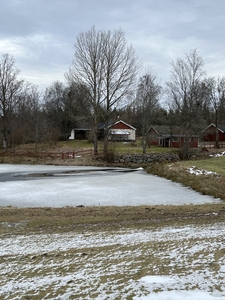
[1,0,225,92]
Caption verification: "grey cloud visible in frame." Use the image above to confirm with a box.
[1,0,225,90]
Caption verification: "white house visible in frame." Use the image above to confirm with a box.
[69,120,136,141]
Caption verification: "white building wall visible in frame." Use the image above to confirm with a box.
[127,129,136,141]
[69,129,75,140]
[109,129,136,141]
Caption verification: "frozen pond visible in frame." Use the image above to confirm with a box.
[0,164,220,207]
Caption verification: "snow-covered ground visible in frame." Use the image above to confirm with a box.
[0,164,221,207]
[1,223,225,299]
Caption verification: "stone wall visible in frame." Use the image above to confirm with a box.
[113,153,180,164]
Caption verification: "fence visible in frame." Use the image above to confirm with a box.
[0,149,93,160]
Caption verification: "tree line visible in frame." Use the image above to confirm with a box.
[1,27,225,158]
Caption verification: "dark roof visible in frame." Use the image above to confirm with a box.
[218,124,225,132]
[149,125,198,137]
[98,122,115,130]
[73,128,91,131]
[205,123,225,133]
[98,122,106,130]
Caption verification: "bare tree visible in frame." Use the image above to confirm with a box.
[44,81,92,141]
[14,84,41,146]
[66,26,141,155]
[66,27,105,154]
[0,54,29,150]
[44,81,79,141]
[67,81,93,129]
[203,76,225,147]
[102,29,141,154]
[136,70,162,153]
[166,49,206,159]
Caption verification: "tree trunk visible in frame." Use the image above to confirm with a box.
[93,130,98,155]
[215,109,220,148]
[3,138,7,152]
[142,134,148,154]
[2,127,8,152]
[103,119,110,156]
[103,135,108,156]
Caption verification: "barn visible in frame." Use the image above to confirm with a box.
[148,125,199,148]
[202,123,225,147]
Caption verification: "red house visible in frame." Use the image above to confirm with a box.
[106,120,136,141]
[148,125,199,148]
[202,124,225,148]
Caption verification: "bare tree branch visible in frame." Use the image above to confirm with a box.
[66,27,141,155]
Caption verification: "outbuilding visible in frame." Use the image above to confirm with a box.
[148,125,199,148]
[69,120,136,141]
[202,123,225,147]
[107,120,136,141]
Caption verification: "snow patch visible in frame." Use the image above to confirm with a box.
[187,166,217,176]
[139,275,177,284]
[210,151,225,158]
[134,290,225,300]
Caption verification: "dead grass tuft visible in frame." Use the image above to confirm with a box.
[146,161,225,201]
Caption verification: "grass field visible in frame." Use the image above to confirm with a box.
[59,139,174,155]
[11,139,174,155]
[146,154,225,201]
[182,154,225,176]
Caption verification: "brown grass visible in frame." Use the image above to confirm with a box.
[1,204,225,235]
[146,161,225,201]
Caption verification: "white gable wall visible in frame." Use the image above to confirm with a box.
[69,129,75,140]
[109,128,136,141]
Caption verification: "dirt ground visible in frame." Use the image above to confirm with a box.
[0,144,100,166]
